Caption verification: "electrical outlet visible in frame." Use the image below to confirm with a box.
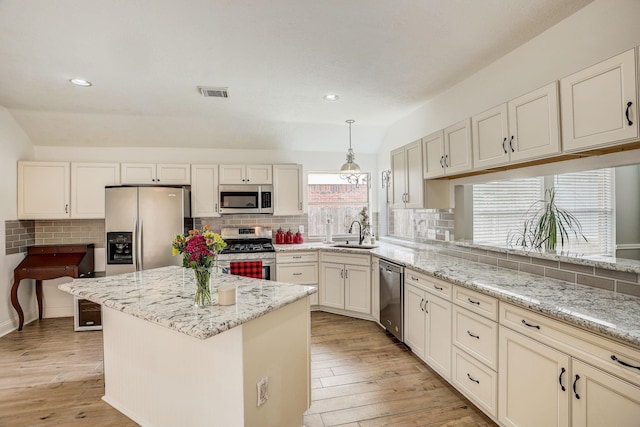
[298,225,304,233]
[257,376,269,406]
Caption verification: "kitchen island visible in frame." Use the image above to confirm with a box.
[59,265,317,427]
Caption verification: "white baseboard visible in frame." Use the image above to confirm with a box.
[0,313,38,338]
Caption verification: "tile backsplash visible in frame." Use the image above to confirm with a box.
[195,214,309,238]
[389,208,454,242]
[5,220,35,255]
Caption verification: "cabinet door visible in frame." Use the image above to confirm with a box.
[404,139,424,209]
[273,164,303,215]
[219,165,246,184]
[371,257,380,322]
[572,359,640,427]
[561,48,638,152]
[18,161,70,219]
[191,164,219,217]
[404,283,426,359]
[423,130,445,179]
[509,82,560,163]
[498,326,570,427]
[444,118,472,175]
[472,103,509,169]
[390,146,407,208]
[156,164,190,185]
[425,295,452,379]
[344,264,371,314]
[71,162,120,218]
[121,163,156,184]
[246,164,273,184]
[320,263,345,309]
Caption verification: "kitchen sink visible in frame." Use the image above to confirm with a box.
[331,244,378,250]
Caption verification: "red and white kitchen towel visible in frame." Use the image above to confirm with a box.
[229,261,263,279]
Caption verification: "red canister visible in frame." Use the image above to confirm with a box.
[275,228,285,244]
[294,231,304,244]
[285,229,294,244]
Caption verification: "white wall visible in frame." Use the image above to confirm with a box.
[0,106,34,336]
[375,0,640,231]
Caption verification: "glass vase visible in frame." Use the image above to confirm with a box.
[193,266,212,307]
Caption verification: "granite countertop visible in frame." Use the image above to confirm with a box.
[275,240,640,349]
[59,266,317,340]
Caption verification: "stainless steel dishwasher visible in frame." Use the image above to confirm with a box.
[379,259,404,342]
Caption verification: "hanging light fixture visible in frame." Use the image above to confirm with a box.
[339,119,367,186]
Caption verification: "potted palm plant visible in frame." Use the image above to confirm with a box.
[508,188,587,252]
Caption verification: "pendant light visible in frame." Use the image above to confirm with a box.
[339,119,365,185]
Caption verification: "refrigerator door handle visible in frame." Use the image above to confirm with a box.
[132,218,139,271]
[138,218,143,271]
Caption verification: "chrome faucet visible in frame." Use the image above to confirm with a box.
[348,220,365,245]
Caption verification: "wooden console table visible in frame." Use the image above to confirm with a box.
[11,244,94,331]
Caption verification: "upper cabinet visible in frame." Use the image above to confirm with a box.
[121,163,190,185]
[219,164,272,184]
[71,163,120,219]
[561,48,638,152]
[191,164,220,218]
[424,120,473,178]
[273,164,303,216]
[18,161,70,219]
[391,139,424,208]
[473,82,561,170]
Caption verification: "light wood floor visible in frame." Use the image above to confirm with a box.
[0,313,496,427]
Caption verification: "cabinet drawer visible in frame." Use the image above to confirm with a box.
[276,251,318,263]
[276,263,318,284]
[453,306,498,371]
[406,268,452,300]
[452,346,498,418]
[320,252,370,266]
[500,302,640,388]
[453,286,498,321]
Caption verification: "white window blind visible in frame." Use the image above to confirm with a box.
[473,177,544,246]
[553,168,614,256]
[472,169,614,255]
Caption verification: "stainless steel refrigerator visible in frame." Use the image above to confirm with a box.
[105,186,191,276]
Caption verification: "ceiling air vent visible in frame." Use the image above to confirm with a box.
[198,86,229,98]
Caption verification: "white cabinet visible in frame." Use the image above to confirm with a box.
[403,269,452,379]
[391,139,424,208]
[499,301,640,427]
[561,48,638,152]
[219,164,272,184]
[18,161,70,219]
[571,359,640,427]
[450,285,499,418]
[498,326,570,427]
[121,163,190,185]
[319,252,371,316]
[273,164,303,216]
[276,252,319,306]
[191,164,220,217]
[423,120,472,178]
[70,162,120,218]
[472,82,561,170]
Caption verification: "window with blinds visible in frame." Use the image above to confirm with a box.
[472,169,614,255]
[473,177,544,246]
[553,168,614,255]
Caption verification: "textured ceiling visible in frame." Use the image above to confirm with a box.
[0,0,593,153]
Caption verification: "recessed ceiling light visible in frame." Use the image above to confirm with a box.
[323,94,339,101]
[69,78,92,87]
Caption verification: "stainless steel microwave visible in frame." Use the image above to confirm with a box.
[219,184,273,214]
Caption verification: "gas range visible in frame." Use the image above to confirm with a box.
[219,227,275,258]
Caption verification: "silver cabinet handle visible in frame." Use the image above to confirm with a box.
[468,298,480,305]
[344,269,349,279]
[340,269,344,278]
[521,319,541,330]
[424,300,428,314]
[434,285,443,291]
[64,204,68,214]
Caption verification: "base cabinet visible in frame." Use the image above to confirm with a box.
[276,252,319,306]
[319,253,371,317]
[404,270,452,379]
[571,359,640,426]
[498,326,570,427]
